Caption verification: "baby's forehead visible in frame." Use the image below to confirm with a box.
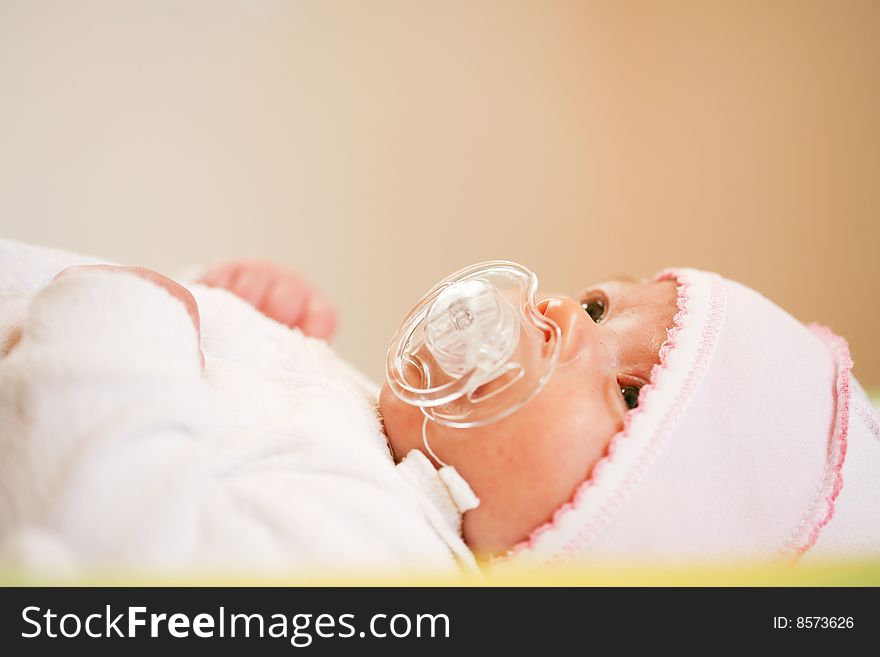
[578,275,668,294]
[578,276,678,318]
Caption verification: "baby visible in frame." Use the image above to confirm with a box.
[376,262,879,566]
[1,240,878,576]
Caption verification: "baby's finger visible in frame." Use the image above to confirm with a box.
[260,275,309,328]
[198,263,238,290]
[229,263,275,308]
[298,292,339,340]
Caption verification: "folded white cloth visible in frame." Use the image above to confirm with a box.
[0,239,474,577]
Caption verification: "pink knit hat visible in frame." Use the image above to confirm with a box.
[501,268,880,567]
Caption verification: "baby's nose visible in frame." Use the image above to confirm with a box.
[538,296,599,365]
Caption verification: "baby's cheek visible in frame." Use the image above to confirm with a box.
[459,376,622,556]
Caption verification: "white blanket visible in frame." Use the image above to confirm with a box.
[0,239,475,577]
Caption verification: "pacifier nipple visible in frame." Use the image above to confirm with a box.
[424,279,518,382]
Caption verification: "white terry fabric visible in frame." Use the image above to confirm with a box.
[396,450,478,572]
[501,268,880,568]
[0,239,472,576]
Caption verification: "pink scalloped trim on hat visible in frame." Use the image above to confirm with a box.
[504,268,726,563]
[782,324,853,562]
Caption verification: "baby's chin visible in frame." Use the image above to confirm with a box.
[377,382,422,464]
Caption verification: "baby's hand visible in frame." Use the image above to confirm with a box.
[197,260,338,340]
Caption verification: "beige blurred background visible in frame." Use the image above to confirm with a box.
[1,0,877,384]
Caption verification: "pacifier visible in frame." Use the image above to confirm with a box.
[386,261,561,514]
[386,261,562,429]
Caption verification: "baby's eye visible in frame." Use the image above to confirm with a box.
[581,292,607,323]
[620,385,640,410]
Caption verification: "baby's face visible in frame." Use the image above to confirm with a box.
[379,277,678,558]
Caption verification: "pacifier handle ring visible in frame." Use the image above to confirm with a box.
[421,416,450,468]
